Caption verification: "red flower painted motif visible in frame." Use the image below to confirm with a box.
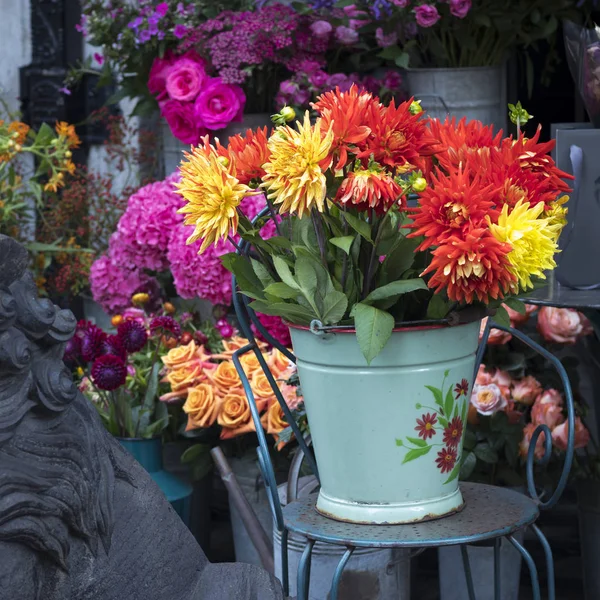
[415,412,438,440]
[454,379,469,399]
[443,417,464,448]
[436,447,457,473]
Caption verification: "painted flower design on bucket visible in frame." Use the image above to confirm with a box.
[396,370,469,484]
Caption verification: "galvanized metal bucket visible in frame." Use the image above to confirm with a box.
[289,321,481,525]
[405,66,507,133]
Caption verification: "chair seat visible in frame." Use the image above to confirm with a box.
[282,482,539,548]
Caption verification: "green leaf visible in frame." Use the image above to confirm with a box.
[444,386,454,419]
[504,297,526,315]
[143,363,160,410]
[425,385,444,407]
[343,212,373,243]
[459,451,477,480]
[402,445,431,464]
[329,235,355,255]
[181,443,211,464]
[350,303,394,364]
[249,300,315,324]
[35,122,55,146]
[473,443,499,464]
[427,295,450,319]
[406,436,428,448]
[463,429,477,451]
[438,416,449,428]
[273,255,300,290]
[493,306,511,329]
[221,254,264,298]
[321,291,348,325]
[251,258,275,289]
[443,462,461,485]
[379,237,419,283]
[264,282,300,300]
[377,45,403,61]
[395,439,404,447]
[266,236,293,250]
[295,256,318,297]
[395,53,410,69]
[144,417,169,437]
[363,279,427,305]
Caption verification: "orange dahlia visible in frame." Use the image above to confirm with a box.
[421,227,515,304]
[335,168,404,211]
[313,85,374,172]
[409,168,499,251]
[427,117,502,172]
[357,97,437,173]
[226,126,271,185]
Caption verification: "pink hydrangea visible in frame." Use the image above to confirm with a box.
[252,313,292,348]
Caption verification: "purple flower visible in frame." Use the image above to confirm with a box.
[173,24,188,38]
[91,355,127,391]
[376,27,398,48]
[391,0,408,6]
[93,52,104,66]
[449,0,471,18]
[309,70,329,89]
[139,29,152,43]
[310,20,333,38]
[101,335,127,361]
[80,323,107,363]
[370,0,393,19]
[59,86,71,95]
[155,2,169,17]
[63,336,81,364]
[148,15,160,35]
[128,16,143,30]
[117,320,148,353]
[177,2,186,14]
[335,25,359,45]
[279,80,298,96]
[383,70,403,91]
[414,4,441,28]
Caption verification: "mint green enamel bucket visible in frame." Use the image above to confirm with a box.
[289,321,481,525]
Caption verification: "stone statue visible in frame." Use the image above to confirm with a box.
[0,235,284,600]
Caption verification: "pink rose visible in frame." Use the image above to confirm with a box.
[160,99,202,144]
[537,307,593,344]
[376,27,398,48]
[531,401,565,431]
[511,376,542,406]
[552,417,591,451]
[343,4,365,17]
[414,4,440,28]
[490,368,512,398]
[503,302,537,327]
[165,58,207,102]
[480,317,512,345]
[335,25,359,45]
[193,78,245,131]
[470,383,508,416]
[449,0,472,18]
[537,388,564,407]
[310,20,333,38]
[148,54,175,100]
[475,364,493,386]
[520,423,546,459]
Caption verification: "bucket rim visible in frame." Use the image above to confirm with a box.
[287,320,478,335]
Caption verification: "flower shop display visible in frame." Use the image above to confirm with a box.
[175,85,570,523]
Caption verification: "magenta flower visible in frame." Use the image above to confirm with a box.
[310,20,333,38]
[165,57,207,101]
[80,323,107,363]
[117,320,148,353]
[193,77,245,130]
[149,316,181,339]
[160,98,202,144]
[63,336,81,364]
[173,24,188,38]
[93,52,104,66]
[91,355,127,391]
[414,4,441,28]
[449,0,472,18]
[335,25,359,45]
[155,2,169,17]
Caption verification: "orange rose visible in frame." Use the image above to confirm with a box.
[162,340,198,369]
[520,423,546,459]
[552,417,591,451]
[164,363,204,392]
[261,401,289,449]
[218,391,258,439]
[183,384,221,431]
[251,371,276,403]
[268,348,294,377]
[240,352,267,378]
[207,360,241,393]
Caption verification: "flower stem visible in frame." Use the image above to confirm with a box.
[311,208,328,269]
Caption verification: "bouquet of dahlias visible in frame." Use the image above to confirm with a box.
[175,86,571,363]
[160,334,300,448]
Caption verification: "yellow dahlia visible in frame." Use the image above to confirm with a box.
[544,195,569,233]
[488,200,560,292]
[176,147,253,252]
[262,112,334,217]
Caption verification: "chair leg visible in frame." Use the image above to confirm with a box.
[494,538,501,600]
[508,535,541,600]
[531,524,555,600]
[330,547,354,600]
[280,528,289,597]
[297,539,315,600]
[460,545,477,600]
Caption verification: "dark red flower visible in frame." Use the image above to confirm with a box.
[415,412,438,440]
[435,447,457,473]
[454,379,469,399]
[80,323,107,362]
[443,417,464,448]
[91,355,127,391]
[117,320,148,353]
[63,336,81,364]
[149,316,181,339]
[101,334,127,361]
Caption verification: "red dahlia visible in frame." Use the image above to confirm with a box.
[101,334,127,361]
[149,316,181,339]
[79,322,107,363]
[435,447,457,473]
[91,355,127,391]
[117,320,148,353]
[415,412,438,440]
[443,417,464,448]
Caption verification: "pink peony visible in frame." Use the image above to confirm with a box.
[310,20,333,38]
[552,417,591,451]
[193,78,245,131]
[335,25,359,45]
[449,0,472,18]
[531,401,565,431]
[470,383,508,416]
[511,376,542,406]
[413,4,440,28]
[520,423,546,459]
[148,54,175,101]
[160,99,202,144]
[165,57,207,101]
[480,317,512,345]
[537,307,593,344]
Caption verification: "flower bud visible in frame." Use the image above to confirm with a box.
[131,292,150,307]
[65,150,72,158]
[217,155,230,168]
[412,177,427,192]
[163,301,176,314]
[409,100,423,115]
[180,331,193,345]
[271,106,296,126]
[111,314,124,327]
